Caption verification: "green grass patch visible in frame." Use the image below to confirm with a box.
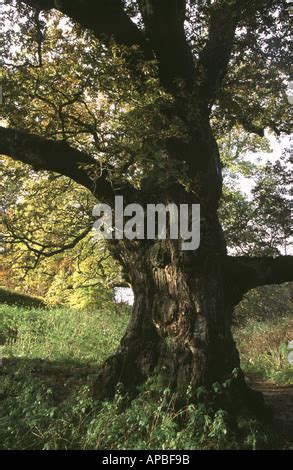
[0,304,129,363]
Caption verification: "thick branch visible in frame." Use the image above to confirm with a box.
[224,255,293,306]
[137,0,195,90]
[196,1,240,105]
[0,126,114,201]
[20,0,152,58]
[196,0,277,106]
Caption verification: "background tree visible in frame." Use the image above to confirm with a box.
[0,157,123,308]
[0,0,292,413]
[220,148,291,257]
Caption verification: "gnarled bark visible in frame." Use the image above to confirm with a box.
[95,237,271,417]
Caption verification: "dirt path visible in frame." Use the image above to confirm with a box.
[250,378,293,446]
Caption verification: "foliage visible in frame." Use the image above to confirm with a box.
[234,283,292,324]
[234,314,293,384]
[0,157,123,307]
[1,1,290,191]
[220,152,291,256]
[1,6,185,190]
[1,364,275,450]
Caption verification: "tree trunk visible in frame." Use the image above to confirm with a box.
[93,114,269,416]
[95,236,266,417]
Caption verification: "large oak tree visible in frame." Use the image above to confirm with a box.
[1,0,292,413]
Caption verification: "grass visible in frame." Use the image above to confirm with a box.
[0,303,292,450]
[0,304,128,364]
[234,315,293,385]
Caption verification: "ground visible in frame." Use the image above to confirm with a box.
[251,377,293,446]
